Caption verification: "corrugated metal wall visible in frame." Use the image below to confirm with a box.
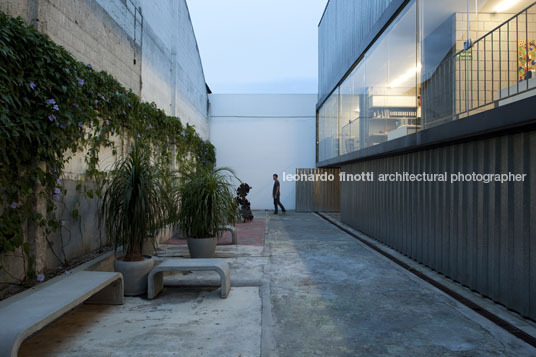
[318,0,400,105]
[296,168,340,212]
[340,130,536,319]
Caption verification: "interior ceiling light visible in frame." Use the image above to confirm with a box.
[494,0,520,13]
[388,64,421,88]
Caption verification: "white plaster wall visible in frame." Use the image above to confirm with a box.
[209,94,316,210]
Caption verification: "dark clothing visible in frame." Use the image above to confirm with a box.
[274,196,286,214]
[273,179,285,213]
[273,179,280,197]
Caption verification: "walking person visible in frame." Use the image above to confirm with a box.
[272,173,286,215]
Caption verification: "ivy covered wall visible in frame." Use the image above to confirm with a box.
[0,0,210,138]
[0,12,214,290]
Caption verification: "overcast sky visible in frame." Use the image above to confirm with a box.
[187,0,327,94]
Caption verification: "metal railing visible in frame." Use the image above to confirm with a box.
[425,2,536,127]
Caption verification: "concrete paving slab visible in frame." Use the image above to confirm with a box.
[319,212,536,341]
[265,213,536,356]
[14,211,536,356]
[19,286,261,357]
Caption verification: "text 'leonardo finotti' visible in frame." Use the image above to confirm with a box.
[282,172,527,184]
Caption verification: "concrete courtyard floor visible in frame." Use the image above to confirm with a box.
[20,212,536,356]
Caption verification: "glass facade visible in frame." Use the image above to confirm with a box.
[318,0,536,162]
[318,89,339,161]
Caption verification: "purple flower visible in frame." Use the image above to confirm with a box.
[45,99,56,105]
[78,122,83,127]
[48,115,56,122]
[60,123,66,129]
[87,64,92,68]
[51,168,57,174]
[64,270,71,275]
[105,120,110,126]
[73,103,79,108]
[181,131,186,137]
[52,194,60,201]
[146,125,152,129]
[54,187,61,194]
[52,104,59,111]
[77,78,85,86]
[29,81,36,90]
[37,274,45,282]
[56,178,62,185]
[10,201,18,209]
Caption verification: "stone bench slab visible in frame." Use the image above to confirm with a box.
[221,225,237,245]
[148,258,230,299]
[0,270,123,357]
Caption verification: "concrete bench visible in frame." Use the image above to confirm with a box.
[148,258,230,299]
[0,270,123,357]
[220,225,237,245]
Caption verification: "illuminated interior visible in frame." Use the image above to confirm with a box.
[318,0,536,162]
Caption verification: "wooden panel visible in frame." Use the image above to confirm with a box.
[295,168,340,212]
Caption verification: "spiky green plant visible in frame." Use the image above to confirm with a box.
[177,167,239,238]
[100,142,168,261]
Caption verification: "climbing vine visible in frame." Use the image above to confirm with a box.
[0,12,215,283]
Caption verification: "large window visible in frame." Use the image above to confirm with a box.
[318,90,339,161]
[321,1,418,157]
[339,63,364,155]
[317,0,536,162]
[364,1,417,148]
[420,0,536,126]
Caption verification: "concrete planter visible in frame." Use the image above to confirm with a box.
[114,256,154,296]
[187,237,218,258]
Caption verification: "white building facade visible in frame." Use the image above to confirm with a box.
[209,94,316,210]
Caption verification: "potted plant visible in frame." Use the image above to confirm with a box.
[176,167,239,258]
[100,142,168,295]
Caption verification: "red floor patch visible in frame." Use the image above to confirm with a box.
[166,218,265,246]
